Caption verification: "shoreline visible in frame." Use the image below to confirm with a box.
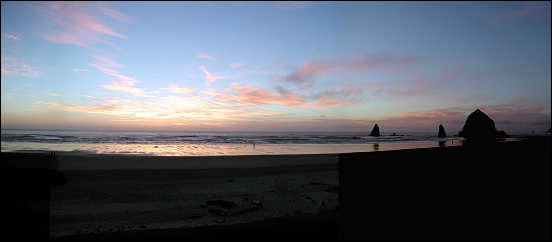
[1,138,465,157]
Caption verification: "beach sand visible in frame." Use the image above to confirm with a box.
[3,137,549,240]
[49,155,339,237]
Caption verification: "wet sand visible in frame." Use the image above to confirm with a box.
[50,156,339,237]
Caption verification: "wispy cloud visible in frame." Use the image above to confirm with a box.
[1,56,39,77]
[37,94,276,122]
[103,81,148,97]
[92,55,122,68]
[306,86,362,108]
[38,101,121,115]
[200,66,239,84]
[34,2,128,48]
[91,59,147,97]
[98,3,133,22]
[91,64,136,82]
[278,53,415,84]
[205,83,361,109]
[197,52,215,61]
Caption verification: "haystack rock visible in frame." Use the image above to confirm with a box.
[370,124,380,137]
[438,124,447,137]
[459,109,498,141]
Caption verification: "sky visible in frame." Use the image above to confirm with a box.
[1,1,550,134]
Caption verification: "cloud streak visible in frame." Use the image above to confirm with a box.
[34,2,128,48]
[204,83,362,109]
[200,66,239,84]
[91,57,148,97]
[279,53,415,84]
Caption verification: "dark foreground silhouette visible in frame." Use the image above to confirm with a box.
[340,136,550,240]
[1,137,550,241]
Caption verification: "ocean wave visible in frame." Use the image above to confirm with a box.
[1,131,451,145]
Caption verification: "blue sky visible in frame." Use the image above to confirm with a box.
[1,1,550,133]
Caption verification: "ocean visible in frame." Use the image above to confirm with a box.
[1,129,462,156]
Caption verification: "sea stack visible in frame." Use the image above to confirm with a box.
[370,124,380,137]
[438,124,447,138]
[459,109,498,141]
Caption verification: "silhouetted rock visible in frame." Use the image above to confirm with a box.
[438,124,447,137]
[459,109,498,141]
[370,124,380,137]
[497,130,509,138]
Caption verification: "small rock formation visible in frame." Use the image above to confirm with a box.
[438,124,447,137]
[459,109,498,141]
[497,130,509,138]
[370,124,380,137]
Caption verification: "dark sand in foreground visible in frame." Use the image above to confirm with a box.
[49,156,339,237]
[3,137,550,240]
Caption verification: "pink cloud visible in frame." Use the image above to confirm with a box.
[5,34,20,40]
[1,56,39,77]
[204,83,362,109]
[306,86,362,108]
[98,3,132,22]
[91,60,147,97]
[91,64,135,82]
[34,2,128,48]
[280,53,415,84]
[39,101,121,114]
[36,94,278,122]
[102,81,148,97]
[42,32,89,47]
[200,66,239,84]
[92,55,122,68]
[230,83,307,107]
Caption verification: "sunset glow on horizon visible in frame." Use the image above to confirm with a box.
[1,2,550,134]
